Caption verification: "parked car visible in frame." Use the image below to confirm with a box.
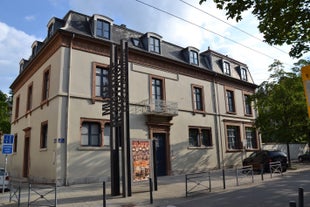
[243,150,288,172]
[298,152,310,162]
[0,168,10,192]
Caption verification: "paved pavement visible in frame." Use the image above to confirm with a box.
[0,163,309,207]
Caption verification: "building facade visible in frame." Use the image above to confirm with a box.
[9,11,259,185]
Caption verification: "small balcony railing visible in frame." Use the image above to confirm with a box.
[139,99,178,116]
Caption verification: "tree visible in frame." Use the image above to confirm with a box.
[0,90,11,134]
[251,59,310,166]
[199,0,310,58]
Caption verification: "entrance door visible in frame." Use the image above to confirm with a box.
[23,137,30,177]
[153,133,167,176]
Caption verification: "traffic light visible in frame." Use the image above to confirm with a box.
[301,65,310,118]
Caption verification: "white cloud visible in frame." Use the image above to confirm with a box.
[0,22,36,94]
[25,15,36,21]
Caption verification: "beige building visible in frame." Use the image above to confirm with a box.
[9,11,259,185]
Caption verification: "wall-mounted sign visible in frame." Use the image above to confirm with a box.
[131,140,151,182]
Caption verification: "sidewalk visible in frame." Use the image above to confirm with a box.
[1,163,309,207]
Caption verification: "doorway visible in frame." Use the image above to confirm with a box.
[23,137,30,177]
[153,133,167,176]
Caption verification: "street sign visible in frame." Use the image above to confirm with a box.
[3,134,14,144]
[2,144,13,155]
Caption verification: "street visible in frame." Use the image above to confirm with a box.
[167,168,310,207]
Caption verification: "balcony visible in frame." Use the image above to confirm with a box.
[139,99,178,116]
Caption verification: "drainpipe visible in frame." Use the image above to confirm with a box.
[212,75,224,169]
[64,33,75,185]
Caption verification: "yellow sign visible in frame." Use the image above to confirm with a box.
[301,65,310,118]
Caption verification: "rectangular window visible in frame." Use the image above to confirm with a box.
[96,19,110,39]
[40,121,48,149]
[27,83,33,111]
[42,68,50,102]
[244,94,252,115]
[241,68,247,81]
[151,77,165,112]
[226,90,235,113]
[149,37,160,53]
[192,85,204,112]
[223,61,231,75]
[81,122,101,146]
[14,95,20,120]
[189,127,212,148]
[189,50,198,65]
[96,66,109,98]
[13,134,17,153]
[227,125,241,150]
[245,127,257,149]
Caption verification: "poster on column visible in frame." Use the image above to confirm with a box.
[131,139,151,182]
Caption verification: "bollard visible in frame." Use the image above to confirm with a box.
[149,178,153,204]
[260,164,264,181]
[222,169,226,189]
[298,187,304,207]
[18,185,21,207]
[103,181,106,207]
[289,201,297,207]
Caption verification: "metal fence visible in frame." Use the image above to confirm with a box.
[185,171,211,197]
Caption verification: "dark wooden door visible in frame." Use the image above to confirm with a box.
[153,133,167,176]
[23,137,30,177]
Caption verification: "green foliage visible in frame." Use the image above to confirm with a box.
[199,0,310,58]
[0,91,11,134]
[251,59,310,143]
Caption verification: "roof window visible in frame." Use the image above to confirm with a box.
[141,32,162,54]
[92,15,113,40]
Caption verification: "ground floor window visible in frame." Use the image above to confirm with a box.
[188,127,212,148]
[81,122,101,146]
[245,127,258,149]
[80,119,110,147]
[40,121,48,149]
[226,125,241,150]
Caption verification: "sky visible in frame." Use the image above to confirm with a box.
[0,0,307,95]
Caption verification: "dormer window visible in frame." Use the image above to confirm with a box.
[31,41,39,57]
[142,32,162,54]
[48,23,54,38]
[92,15,113,40]
[96,19,110,39]
[19,59,26,73]
[47,17,64,39]
[241,68,248,81]
[223,61,231,76]
[149,37,160,53]
[183,46,199,65]
[189,50,199,65]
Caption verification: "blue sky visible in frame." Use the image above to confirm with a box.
[0,0,304,94]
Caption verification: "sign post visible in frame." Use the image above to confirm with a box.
[1,134,14,192]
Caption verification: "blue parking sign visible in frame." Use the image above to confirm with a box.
[2,144,13,154]
[3,134,14,144]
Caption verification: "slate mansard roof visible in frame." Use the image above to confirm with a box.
[13,10,257,90]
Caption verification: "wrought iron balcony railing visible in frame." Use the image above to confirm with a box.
[139,99,178,116]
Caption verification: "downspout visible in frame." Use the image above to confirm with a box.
[212,75,224,169]
[64,33,75,185]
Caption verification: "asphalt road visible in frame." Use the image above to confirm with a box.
[168,169,310,207]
